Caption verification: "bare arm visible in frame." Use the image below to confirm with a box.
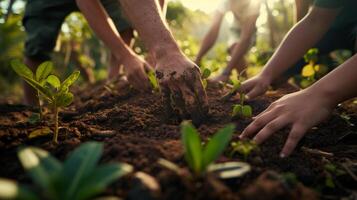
[225,15,258,73]
[295,0,312,22]
[195,12,224,64]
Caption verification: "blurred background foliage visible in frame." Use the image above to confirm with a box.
[0,0,352,102]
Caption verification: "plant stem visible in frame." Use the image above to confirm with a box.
[37,91,42,120]
[53,105,59,144]
[240,92,244,106]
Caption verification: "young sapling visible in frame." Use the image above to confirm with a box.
[181,121,235,176]
[11,60,80,144]
[230,140,257,161]
[11,60,54,120]
[0,142,133,200]
[300,48,329,88]
[201,67,211,89]
[147,69,160,93]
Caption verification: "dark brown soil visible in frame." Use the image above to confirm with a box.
[0,79,356,200]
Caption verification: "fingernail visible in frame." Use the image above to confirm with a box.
[279,153,286,158]
[245,95,250,100]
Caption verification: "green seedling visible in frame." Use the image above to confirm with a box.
[181,121,235,176]
[230,140,257,161]
[300,48,329,88]
[147,70,160,93]
[11,60,80,144]
[323,163,345,189]
[0,142,132,200]
[11,60,54,119]
[201,68,211,89]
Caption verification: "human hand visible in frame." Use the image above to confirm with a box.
[156,53,209,123]
[240,89,334,157]
[122,53,152,92]
[240,74,271,100]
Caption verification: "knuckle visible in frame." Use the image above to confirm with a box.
[266,122,277,131]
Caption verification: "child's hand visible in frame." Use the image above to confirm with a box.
[240,74,271,100]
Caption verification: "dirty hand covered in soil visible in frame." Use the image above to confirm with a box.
[0,79,356,200]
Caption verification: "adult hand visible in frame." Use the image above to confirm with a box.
[155,53,209,123]
[240,89,334,157]
[240,73,271,100]
[122,53,152,92]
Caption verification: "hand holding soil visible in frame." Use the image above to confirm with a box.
[155,54,209,123]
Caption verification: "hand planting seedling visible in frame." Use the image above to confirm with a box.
[11,60,80,144]
[201,67,211,89]
[230,140,257,161]
[11,60,54,120]
[147,69,160,93]
[0,142,133,200]
[181,121,235,176]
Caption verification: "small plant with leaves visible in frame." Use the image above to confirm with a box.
[147,69,160,93]
[230,140,257,161]
[11,60,54,120]
[300,48,329,88]
[181,121,235,176]
[201,67,211,89]
[0,142,133,200]
[11,60,80,144]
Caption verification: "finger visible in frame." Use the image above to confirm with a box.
[143,62,154,73]
[253,116,288,144]
[280,125,306,158]
[169,83,185,115]
[239,80,255,94]
[245,86,265,100]
[161,84,174,114]
[240,109,277,139]
[189,68,209,124]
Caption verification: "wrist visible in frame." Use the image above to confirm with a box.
[305,84,339,110]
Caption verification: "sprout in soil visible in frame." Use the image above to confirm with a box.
[300,48,329,88]
[181,121,235,176]
[201,67,211,89]
[11,60,80,144]
[147,69,160,93]
[230,140,257,161]
[0,142,133,200]
[11,60,54,120]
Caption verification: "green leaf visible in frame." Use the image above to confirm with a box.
[22,76,53,101]
[0,178,39,200]
[62,142,103,199]
[17,147,62,193]
[232,105,242,117]
[181,121,203,175]
[59,71,80,92]
[27,113,40,125]
[201,68,211,79]
[11,60,34,80]
[36,61,53,82]
[28,127,53,139]
[75,163,133,200]
[47,75,61,89]
[202,124,235,169]
[56,92,74,107]
[147,70,160,92]
[242,105,252,118]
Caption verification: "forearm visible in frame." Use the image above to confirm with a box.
[76,0,134,58]
[260,8,338,82]
[295,0,310,22]
[196,20,222,62]
[308,54,357,108]
[119,0,181,59]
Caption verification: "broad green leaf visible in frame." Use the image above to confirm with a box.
[28,127,53,139]
[59,71,80,92]
[47,75,61,89]
[181,121,203,174]
[201,68,211,79]
[202,124,235,169]
[232,105,242,117]
[22,76,53,101]
[242,105,252,118]
[62,142,103,199]
[75,163,133,200]
[11,60,34,80]
[17,147,62,193]
[56,92,74,107]
[0,178,39,200]
[36,61,53,82]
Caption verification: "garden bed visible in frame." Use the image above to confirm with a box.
[0,80,356,200]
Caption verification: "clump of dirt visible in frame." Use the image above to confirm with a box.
[0,79,356,200]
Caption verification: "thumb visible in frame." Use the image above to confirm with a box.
[245,85,265,100]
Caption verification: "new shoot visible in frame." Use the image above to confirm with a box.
[11,60,80,144]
